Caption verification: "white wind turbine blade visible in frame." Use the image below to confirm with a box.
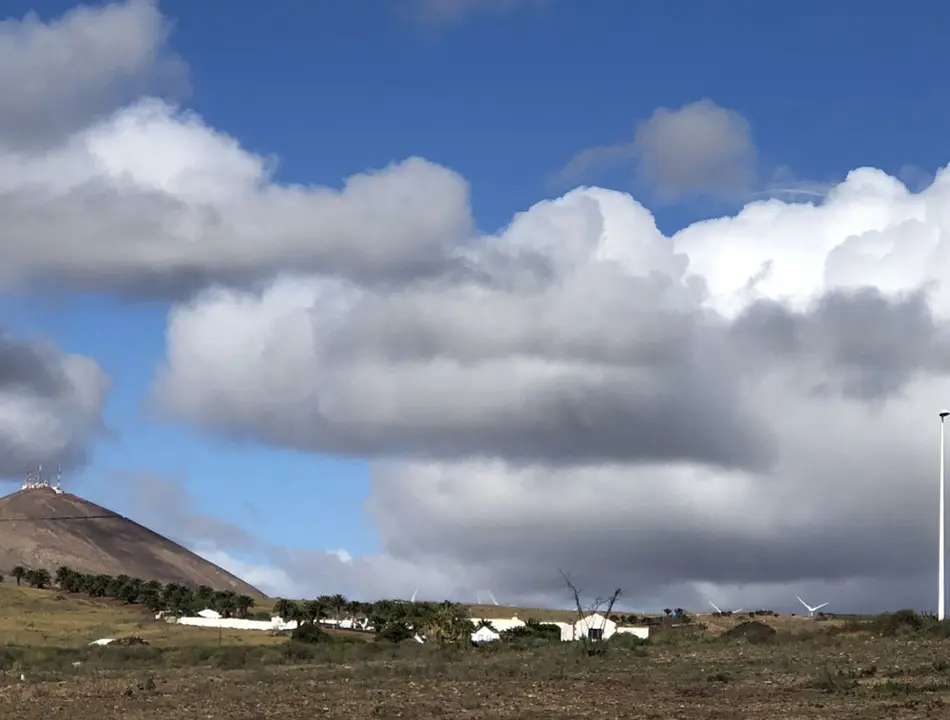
[796,596,814,612]
[708,601,722,613]
[733,608,743,613]
[813,602,828,611]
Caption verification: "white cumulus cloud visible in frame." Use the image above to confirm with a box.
[156,166,950,612]
[0,98,472,295]
[0,0,185,149]
[0,2,472,296]
[556,99,756,202]
[633,99,756,200]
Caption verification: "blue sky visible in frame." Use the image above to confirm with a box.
[4,0,950,609]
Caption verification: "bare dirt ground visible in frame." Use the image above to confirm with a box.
[3,632,950,719]
[3,584,947,718]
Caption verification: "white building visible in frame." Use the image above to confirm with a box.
[320,617,371,631]
[544,613,650,642]
[470,616,525,633]
[467,616,526,643]
[543,621,576,642]
[176,614,298,631]
[471,625,501,643]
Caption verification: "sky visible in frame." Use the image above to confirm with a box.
[2,0,950,614]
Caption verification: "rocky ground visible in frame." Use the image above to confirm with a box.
[2,630,950,719]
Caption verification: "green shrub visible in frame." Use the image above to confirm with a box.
[291,623,335,644]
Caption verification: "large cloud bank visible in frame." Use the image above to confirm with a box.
[6,1,950,611]
[157,167,950,612]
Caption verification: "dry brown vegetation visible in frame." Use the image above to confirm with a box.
[4,582,950,718]
[464,602,579,622]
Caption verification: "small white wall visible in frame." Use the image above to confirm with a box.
[470,616,525,633]
[615,626,650,640]
[539,621,574,642]
[177,616,298,631]
[320,617,370,630]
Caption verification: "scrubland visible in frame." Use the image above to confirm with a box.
[2,582,950,719]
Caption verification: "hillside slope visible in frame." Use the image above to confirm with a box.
[0,487,263,598]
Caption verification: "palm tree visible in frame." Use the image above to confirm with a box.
[216,592,236,619]
[140,586,164,613]
[273,598,297,622]
[196,585,215,606]
[328,594,348,621]
[304,599,327,625]
[11,566,26,586]
[27,568,51,589]
[54,566,74,590]
[119,579,142,604]
[162,583,196,616]
[87,574,111,597]
[235,595,254,619]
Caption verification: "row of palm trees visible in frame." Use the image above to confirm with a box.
[8,564,257,618]
[273,594,364,626]
[7,565,496,647]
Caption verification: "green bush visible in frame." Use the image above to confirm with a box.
[376,623,414,644]
[291,623,336,644]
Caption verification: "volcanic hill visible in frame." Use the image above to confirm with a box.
[0,486,263,598]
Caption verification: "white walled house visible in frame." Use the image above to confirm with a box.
[468,616,525,643]
[573,613,617,641]
[470,616,525,633]
[546,614,651,642]
[471,625,501,643]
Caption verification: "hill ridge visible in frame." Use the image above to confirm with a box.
[0,486,263,598]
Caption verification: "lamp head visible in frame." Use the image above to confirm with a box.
[941,410,950,420]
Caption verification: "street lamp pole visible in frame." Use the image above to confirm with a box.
[940,411,949,621]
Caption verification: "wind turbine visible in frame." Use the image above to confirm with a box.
[796,596,828,617]
[709,601,743,615]
[475,590,499,606]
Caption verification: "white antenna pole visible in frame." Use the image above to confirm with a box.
[940,411,948,621]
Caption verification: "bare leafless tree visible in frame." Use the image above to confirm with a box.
[560,570,621,656]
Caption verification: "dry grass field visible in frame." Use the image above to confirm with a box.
[0,582,286,648]
[4,582,950,719]
[464,603,580,622]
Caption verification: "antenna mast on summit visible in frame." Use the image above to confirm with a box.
[20,463,61,491]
